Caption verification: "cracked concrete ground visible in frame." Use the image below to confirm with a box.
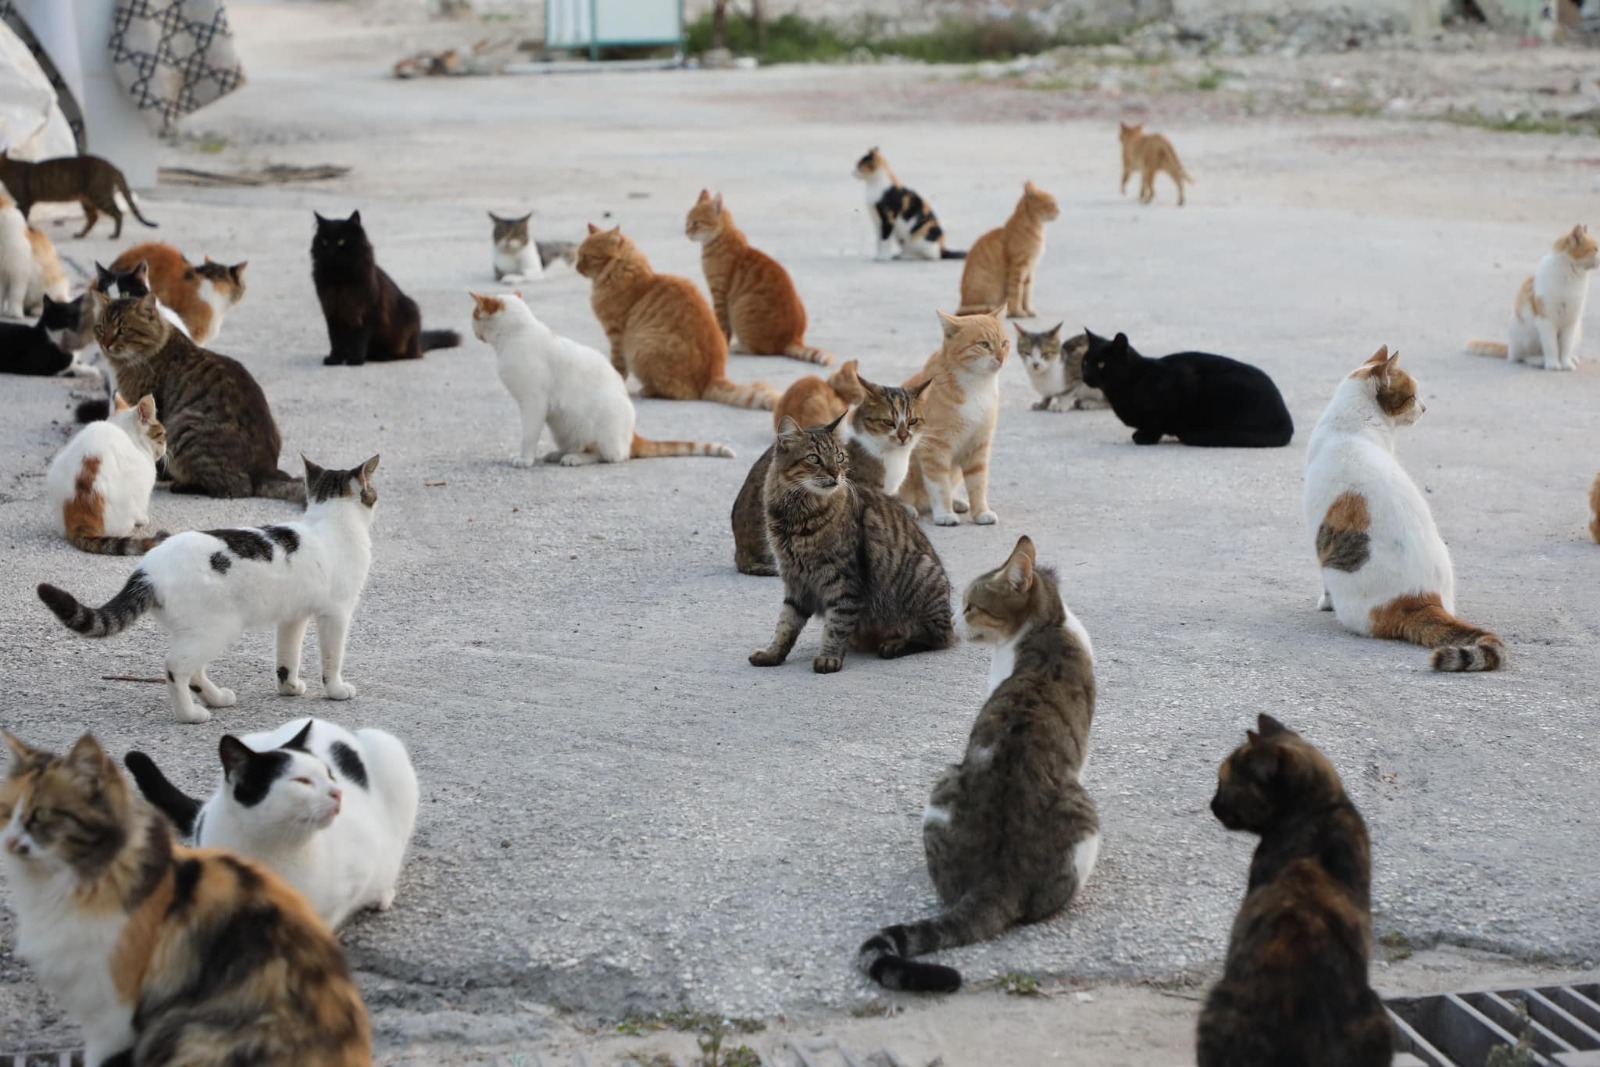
[1,3,1598,1062]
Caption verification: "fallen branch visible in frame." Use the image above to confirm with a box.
[101,675,167,684]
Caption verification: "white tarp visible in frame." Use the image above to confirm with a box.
[0,20,75,161]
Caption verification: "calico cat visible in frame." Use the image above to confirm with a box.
[732,374,930,576]
[1197,715,1393,1067]
[853,147,965,261]
[1,732,371,1067]
[861,536,1098,992]
[899,307,1010,526]
[1305,347,1503,672]
[489,212,576,281]
[577,223,778,410]
[750,415,953,672]
[125,716,420,930]
[0,149,158,237]
[37,455,380,722]
[111,242,248,345]
[46,393,167,555]
[0,294,93,376]
[1467,224,1598,371]
[957,181,1060,318]
[470,291,734,465]
[1082,330,1294,448]
[685,189,830,364]
[92,293,304,500]
[312,211,461,365]
[1017,323,1103,411]
[1119,123,1193,206]
[773,358,865,431]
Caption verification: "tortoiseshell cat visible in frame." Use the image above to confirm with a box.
[311,211,460,365]
[1016,323,1104,411]
[0,150,158,238]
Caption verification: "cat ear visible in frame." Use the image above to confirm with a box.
[712,193,724,214]
[513,290,524,300]
[609,224,621,234]
[697,189,710,202]
[136,395,157,421]
[515,213,532,224]
[218,735,254,779]
[347,210,362,225]
[232,262,248,279]
[65,734,110,778]
[113,393,132,413]
[314,212,328,225]
[488,212,503,223]
[775,416,802,441]
[301,454,325,482]
[587,222,601,234]
[1046,322,1064,336]
[136,293,158,314]
[358,455,380,482]
[823,410,848,436]
[1110,333,1130,355]
[988,304,1008,320]
[1256,714,1288,738]
[3,730,39,771]
[1573,224,1586,241]
[284,720,315,752]
[937,310,962,339]
[908,378,934,399]
[1002,535,1036,592]
[132,261,150,285]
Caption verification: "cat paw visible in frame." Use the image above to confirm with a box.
[510,453,539,468]
[749,649,786,667]
[174,705,212,725]
[974,510,998,525]
[1317,590,1334,612]
[279,677,307,697]
[812,655,844,674]
[952,499,970,514]
[324,679,358,701]
[1132,430,1163,445]
[558,453,589,467]
[376,888,397,911]
[932,513,961,527]
[878,638,909,659]
[542,450,569,464]
[322,354,346,366]
[204,687,238,708]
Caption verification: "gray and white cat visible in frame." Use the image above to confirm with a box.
[125,716,420,929]
[1016,323,1105,412]
[489,212,577,282]
[859,535,1098,992]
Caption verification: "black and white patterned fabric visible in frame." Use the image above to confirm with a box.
[109,0,244,134]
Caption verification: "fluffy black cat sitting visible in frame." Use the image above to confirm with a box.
[1081,330,1294,448]
[311,211,460,365]
[0,294,93,376]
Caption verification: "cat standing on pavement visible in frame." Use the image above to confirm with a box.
[1467,224,1598,371]
[853,147,966,261]
[957,181,1060,318]
[37,456,381,723]
[125,716,421,930]
[46,393,168,555]
[312,211,461,365]
[0,149,158,237]
[489,212,577,282]
[860,536,1098,992]
[1119,122,1193,206]
[1016,323,1104,411]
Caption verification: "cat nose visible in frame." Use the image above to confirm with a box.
[3,833,28,856]
[329,787,343,810]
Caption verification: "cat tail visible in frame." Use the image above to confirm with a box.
[703,378,780,411]
[857,886,1016,994]
[37,571,154,638]
[420,329,463,352]
[124,752,202,837]
[1466,340,1510,358]
[1371,594,1506,673]
[75,398,110,423]
[254,470,308,505]
[630,433,735,460]
[940,247,967,260]
[783,342,834,366]
[114,172,158,229]
[68,529,170,556]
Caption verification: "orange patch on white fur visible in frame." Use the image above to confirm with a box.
[1515,277,1544,319]
[63,456,104,540]
[1323,492,1370,533]
[1554,224,1597,261]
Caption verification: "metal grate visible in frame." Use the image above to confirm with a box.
[1387,984,1600,1067]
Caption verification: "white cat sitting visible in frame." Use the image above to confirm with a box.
[37,455,380,722]
[1468,224,1598,371]
[469,291,734,466]
[45,393,167,555]
[125,716,420,929]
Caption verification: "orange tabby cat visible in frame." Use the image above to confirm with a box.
[577,224,778,410]
[111,242,248,346]
[957,182,1059,318]
[773,358,864,430]
[1119,122,1192,206]
[899,306,1010,525]
[686,190,830,365]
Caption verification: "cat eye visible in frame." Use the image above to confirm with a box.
[293,776,314,786]
[909,418,923,427]
[806,455,821,465]
[835,452,846,462]
[977,341,992,351]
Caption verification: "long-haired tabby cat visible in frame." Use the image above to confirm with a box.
[0,149,159,237]
[1119,122,1193,206]
[1198,715,1393,1067]
[1016,323,1103,411]
[899,307,1010,526]
[0,294,92,376]
[312,211,461,364]
[46,393,168,555]
[577,223,779,410]
[1305,347,1503,671]
[489,212,577,282]
[852,147,965,261]
[1,732,371,1067]
[92,292,304,501]
[772,358,865,431]
[957,181,1059,318]
[861,536,1097,992]
[111,242,248,345]
[732,373,930,575]
[38,455,381,723]
[685,189,830,364]
[749,415,953,672]
[1466,224,1597,371]
[470,291,734,465]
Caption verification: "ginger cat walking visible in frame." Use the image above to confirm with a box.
[957,183,1059,318]
[1119,123,1192,206]
[686,190,830,365]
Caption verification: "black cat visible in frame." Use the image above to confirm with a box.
[310,211,460,365]
[0,295,91,376]
[1080,330,1293,448]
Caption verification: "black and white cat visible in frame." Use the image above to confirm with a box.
[125,716,420,929]
[0,295,96,377]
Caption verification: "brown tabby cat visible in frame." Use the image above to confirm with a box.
[899,307,1010,526]
[577,224,778,410]
[1,732,371,1067]
[1198,715,1393,1067]
[733,374,929,576]
[1119,122,1193,206]
[0,150,158,238]
[957,182,1059,317]
[92,293,304,502]
[750,415,953,672]
[772,358,864,431]
[860,536,1098,992]
[685,190,829,364]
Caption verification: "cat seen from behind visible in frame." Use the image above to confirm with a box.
[312,211,461,365]
[957,181,1060,317]
[1119,122,1193,206]
[860,536,1098,992]
[853,147,966,261]
[37,455,381,722]
[1197,715,1393,1067]
[1305,347,1503,671]
[0,732,371,1067]
[1466,224,1598,371]
[0,149,158,237]
[489,211,577,282]
[1082,330,1294,447]
[470,291,734,465]
[1016,323,1104,411]
[46,393,167,555]
[772,358,865,431]
[111,242,248,345]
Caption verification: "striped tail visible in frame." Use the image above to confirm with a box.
[1370,593,1506,672]
[783,342,834,366]
[420,329,462,352]
[254,469,308,505]
[702,378,780,411]
[114,172,158,229]
[68,529,169,556]
[630,433,735,459]
[857,888,1015,994]
[1466,340,1509,358]
[124,752,201,836]
[38,572,155,638]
